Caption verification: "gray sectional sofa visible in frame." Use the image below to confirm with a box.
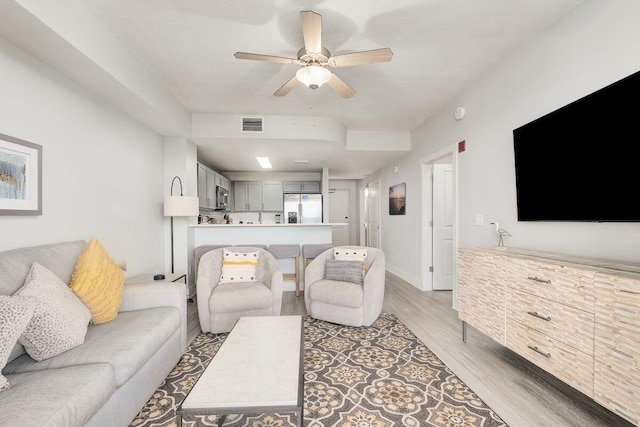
[0,240,187,427]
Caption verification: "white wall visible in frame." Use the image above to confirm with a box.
[0,36,165,276]
[361,0,640,289]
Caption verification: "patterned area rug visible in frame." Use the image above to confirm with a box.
[130,313,508,427]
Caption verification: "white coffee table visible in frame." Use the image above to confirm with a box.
[176,315,304,427]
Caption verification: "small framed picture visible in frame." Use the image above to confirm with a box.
[0,133,42,215]
[389,183,406,215]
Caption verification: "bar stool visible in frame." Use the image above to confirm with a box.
[267,244,301,296]
[302,244,334,269]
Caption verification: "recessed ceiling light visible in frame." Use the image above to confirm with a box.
[294,160,309,165]
[256,157,272,168]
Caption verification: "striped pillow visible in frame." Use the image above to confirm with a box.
[218,249,259,284]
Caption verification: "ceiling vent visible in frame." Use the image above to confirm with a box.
[242,117,263,132]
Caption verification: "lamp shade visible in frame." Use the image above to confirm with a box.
[164,196,199,217]
[296,65,331,88]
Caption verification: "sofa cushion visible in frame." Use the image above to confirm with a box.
[0,364,115,427]
[219,249,259,284]
[69,237,124,324]
[4,306,180,387]
[308,279,364,308]
[16,263,91,361]
[0,241,85,297]
[210,282,272,313]
[0,295,36,391]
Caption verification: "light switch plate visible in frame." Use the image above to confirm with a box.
[475,214,484,226]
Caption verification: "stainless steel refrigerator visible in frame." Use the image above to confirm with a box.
[284,194,322,223]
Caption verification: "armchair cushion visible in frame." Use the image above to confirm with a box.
[324,260,365,285]
[308,279,364,308]
[219,249,259,284]
[209,282,273,313]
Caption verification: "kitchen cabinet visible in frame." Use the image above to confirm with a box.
[283,181,321,193]
[198,163,230,210]
[234,181,262,211]
[198,164,217,209]
[262,181,283,211]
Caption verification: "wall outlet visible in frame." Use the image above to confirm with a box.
[475,214,484,226]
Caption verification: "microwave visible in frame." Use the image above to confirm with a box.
[215,185,229,210]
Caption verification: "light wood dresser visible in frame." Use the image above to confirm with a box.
[458,247,640,426]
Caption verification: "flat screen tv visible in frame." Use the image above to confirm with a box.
[513,69,640,222]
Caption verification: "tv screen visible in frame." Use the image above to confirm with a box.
[513,69,640,222]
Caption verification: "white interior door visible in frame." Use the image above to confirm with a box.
[368,179,381,249]
[359,186,366,246]
[329,189,350,246]
[433,163,454,290]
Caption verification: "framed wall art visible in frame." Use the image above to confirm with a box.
[389,182,406,215]
[0,133,42,215]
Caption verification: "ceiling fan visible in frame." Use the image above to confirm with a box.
[234,10,393,98]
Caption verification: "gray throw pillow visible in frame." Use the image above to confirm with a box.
[16,262,91,361]
[325,259,365,285]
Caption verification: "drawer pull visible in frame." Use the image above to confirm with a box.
[527,311,551,322]
[527,276,551,284]
[528,345,551,358]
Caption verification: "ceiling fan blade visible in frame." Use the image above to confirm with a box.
[274,74,299,97]
[326,73,356,98]
[234,52,298,65]
[301,10,322,54]
[329,48,394,67]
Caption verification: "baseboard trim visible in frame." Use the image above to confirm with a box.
[385,264,422,289]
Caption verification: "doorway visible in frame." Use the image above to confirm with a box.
[421,145,458,307]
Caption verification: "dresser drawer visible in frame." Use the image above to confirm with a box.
[507,288,594,355]
[507,257,595,312]
[506,319,594,397]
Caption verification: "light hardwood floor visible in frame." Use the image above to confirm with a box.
[186,272,632,427]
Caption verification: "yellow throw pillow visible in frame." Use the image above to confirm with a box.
[69,237,124,324]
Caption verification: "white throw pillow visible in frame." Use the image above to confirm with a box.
[218,249,259,284]
[0,296,36,391]
[16,262,91,361]
[334,247,368,262]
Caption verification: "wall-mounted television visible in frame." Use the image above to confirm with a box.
[513,69,640,222]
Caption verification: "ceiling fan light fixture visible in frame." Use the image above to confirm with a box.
[296,65,331,89]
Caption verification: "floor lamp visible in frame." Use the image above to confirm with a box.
[164,176,199,274]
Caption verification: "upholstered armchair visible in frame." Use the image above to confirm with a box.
[304,246,386,327]
[196,247,283,333]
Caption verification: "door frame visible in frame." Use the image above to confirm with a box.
[359,179,382,248]
[420,144,459,308]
